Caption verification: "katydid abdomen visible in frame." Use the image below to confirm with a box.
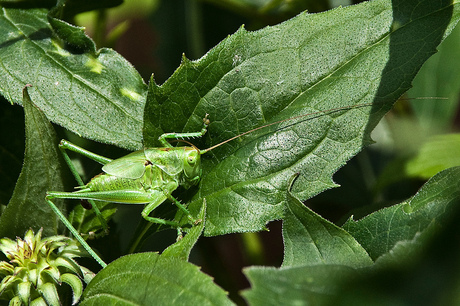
[84,165,172,199]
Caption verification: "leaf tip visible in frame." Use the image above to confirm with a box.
[236,24,247,35]
[181,53,192,65]
[22,84,33,106]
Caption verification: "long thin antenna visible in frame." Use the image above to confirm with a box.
[407,97,448,100]
[201,103,374,153]
[200,97,447,153]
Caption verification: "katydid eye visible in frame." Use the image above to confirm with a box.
[188,156,196,164]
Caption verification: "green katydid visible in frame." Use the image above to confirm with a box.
[46,116,211,268]
[45,98,442,268]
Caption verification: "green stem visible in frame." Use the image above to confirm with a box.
[185,0,205,59]
[93,9,107,47]
[126,221,153,254]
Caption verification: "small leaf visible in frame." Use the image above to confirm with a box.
[61,273,83,305]
[9,296,22,306]
[0,86,66,238]
[38,282,60,306]
[81,252,234,305]
[283,174,372,268]
[47,14,96,53]
[17,281,31,305]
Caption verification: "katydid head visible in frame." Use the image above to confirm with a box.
[181,146,202,189]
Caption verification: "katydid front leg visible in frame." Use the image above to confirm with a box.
[158,114,210,147]
[46,196,108,268]
[141,181,201,232]
[140,192,181,241]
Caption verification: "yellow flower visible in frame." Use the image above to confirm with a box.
[0,228,94,305]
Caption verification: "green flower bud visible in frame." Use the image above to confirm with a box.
[0,228,95,305]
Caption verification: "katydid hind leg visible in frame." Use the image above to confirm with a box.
[46,197,107,268]
[58,140,112,232]
[48,189,155,204]
[59,140,112,165]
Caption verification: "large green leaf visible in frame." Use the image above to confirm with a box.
[144,0,459,236]
[0,86,66,238]
[80,252,234,305]
[0,8,147,150]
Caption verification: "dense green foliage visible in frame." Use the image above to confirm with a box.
[0,0,459,304]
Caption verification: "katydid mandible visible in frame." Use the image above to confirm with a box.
[45,98,441,267]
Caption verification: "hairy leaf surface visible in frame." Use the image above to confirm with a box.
[81,252,234,305]
[144,0,459,235]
